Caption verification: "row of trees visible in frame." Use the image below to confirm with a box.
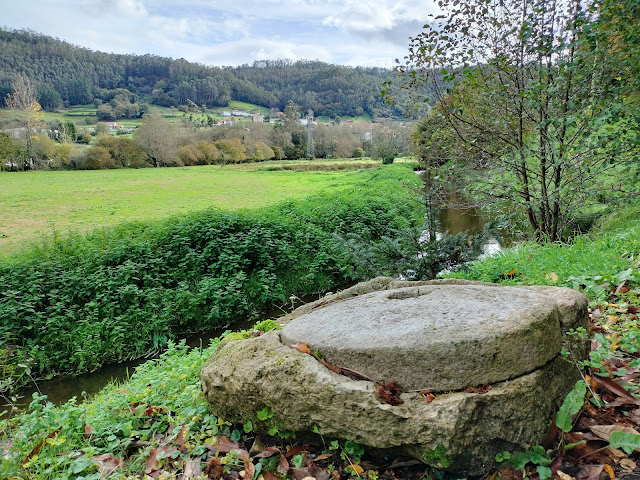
[1,105,412,171]
[0,29,405,118]
[400,0,640,241]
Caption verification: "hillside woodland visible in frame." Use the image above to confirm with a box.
[0,28,407,119]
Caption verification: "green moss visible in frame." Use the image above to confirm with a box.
[223,331,252,342]
[254,319,282,332]
[421,445,453,469]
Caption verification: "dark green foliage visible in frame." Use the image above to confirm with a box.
[0,166,422,390]
[37,85,62,111]
[337,222,493,281]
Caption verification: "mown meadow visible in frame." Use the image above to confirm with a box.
[0,160,388,256]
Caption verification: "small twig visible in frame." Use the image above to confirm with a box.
[343,452,362,478]
[609,183,640,196]
[575,445,609,463]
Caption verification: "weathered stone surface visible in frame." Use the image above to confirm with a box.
[201,331,579,475]
[201,278,588,475]
[281,284,564,391]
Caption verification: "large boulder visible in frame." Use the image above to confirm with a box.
[201,278,588,475]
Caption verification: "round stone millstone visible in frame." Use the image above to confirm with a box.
[279,284,563,391]
[202,279,589,475]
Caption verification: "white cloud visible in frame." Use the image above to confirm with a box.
[0,0,437,66]
[322,0,437,45]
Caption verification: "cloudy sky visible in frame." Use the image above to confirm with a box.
[0,0,439,68]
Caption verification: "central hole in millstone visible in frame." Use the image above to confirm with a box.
[279,285,563,391]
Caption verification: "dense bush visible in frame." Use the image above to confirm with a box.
[0,165,422,389]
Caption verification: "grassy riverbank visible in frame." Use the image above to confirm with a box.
[0,164,423,394]
[445,204,640,293]
[2,203,639,479]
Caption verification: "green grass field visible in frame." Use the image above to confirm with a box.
[0,162,387,256]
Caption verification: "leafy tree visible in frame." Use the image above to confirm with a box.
[215,138,247,164]
[271,145,285,160]
[352,147,366,158]
[86,145,116,170]
[96,136,150,168]
[392,0,639,241]
[134,112,180,167]
[5,74,44,170]
[94,123,110,136]
[37,86,62,111]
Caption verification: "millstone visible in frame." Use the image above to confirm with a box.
[280,284,562,391]
[201,278,588,475]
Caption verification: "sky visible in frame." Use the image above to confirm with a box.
[0,0,439,68]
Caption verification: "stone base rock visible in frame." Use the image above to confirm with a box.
[201,331,578,475]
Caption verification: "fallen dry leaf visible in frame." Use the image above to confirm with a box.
[292,341,311,354]
[575,464,605,480]
[290,467,314,480]
[556,471,575,480]
[84,424,94,439]
[145,448,160,475]
[238,449,255,480]
[593,375,640,406]
[262,471,283,480]
[207,436,241,454]
[620,458,637,471]
[286,445,315,457]
[376,381,403,405]
[93,453,124,476]
[175,423,189,453]
[313,453,333,462]
[605,447,627,459]
[253,446,282,458]
[183,456,203,480]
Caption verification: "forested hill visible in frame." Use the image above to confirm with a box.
[0,28,404,118]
